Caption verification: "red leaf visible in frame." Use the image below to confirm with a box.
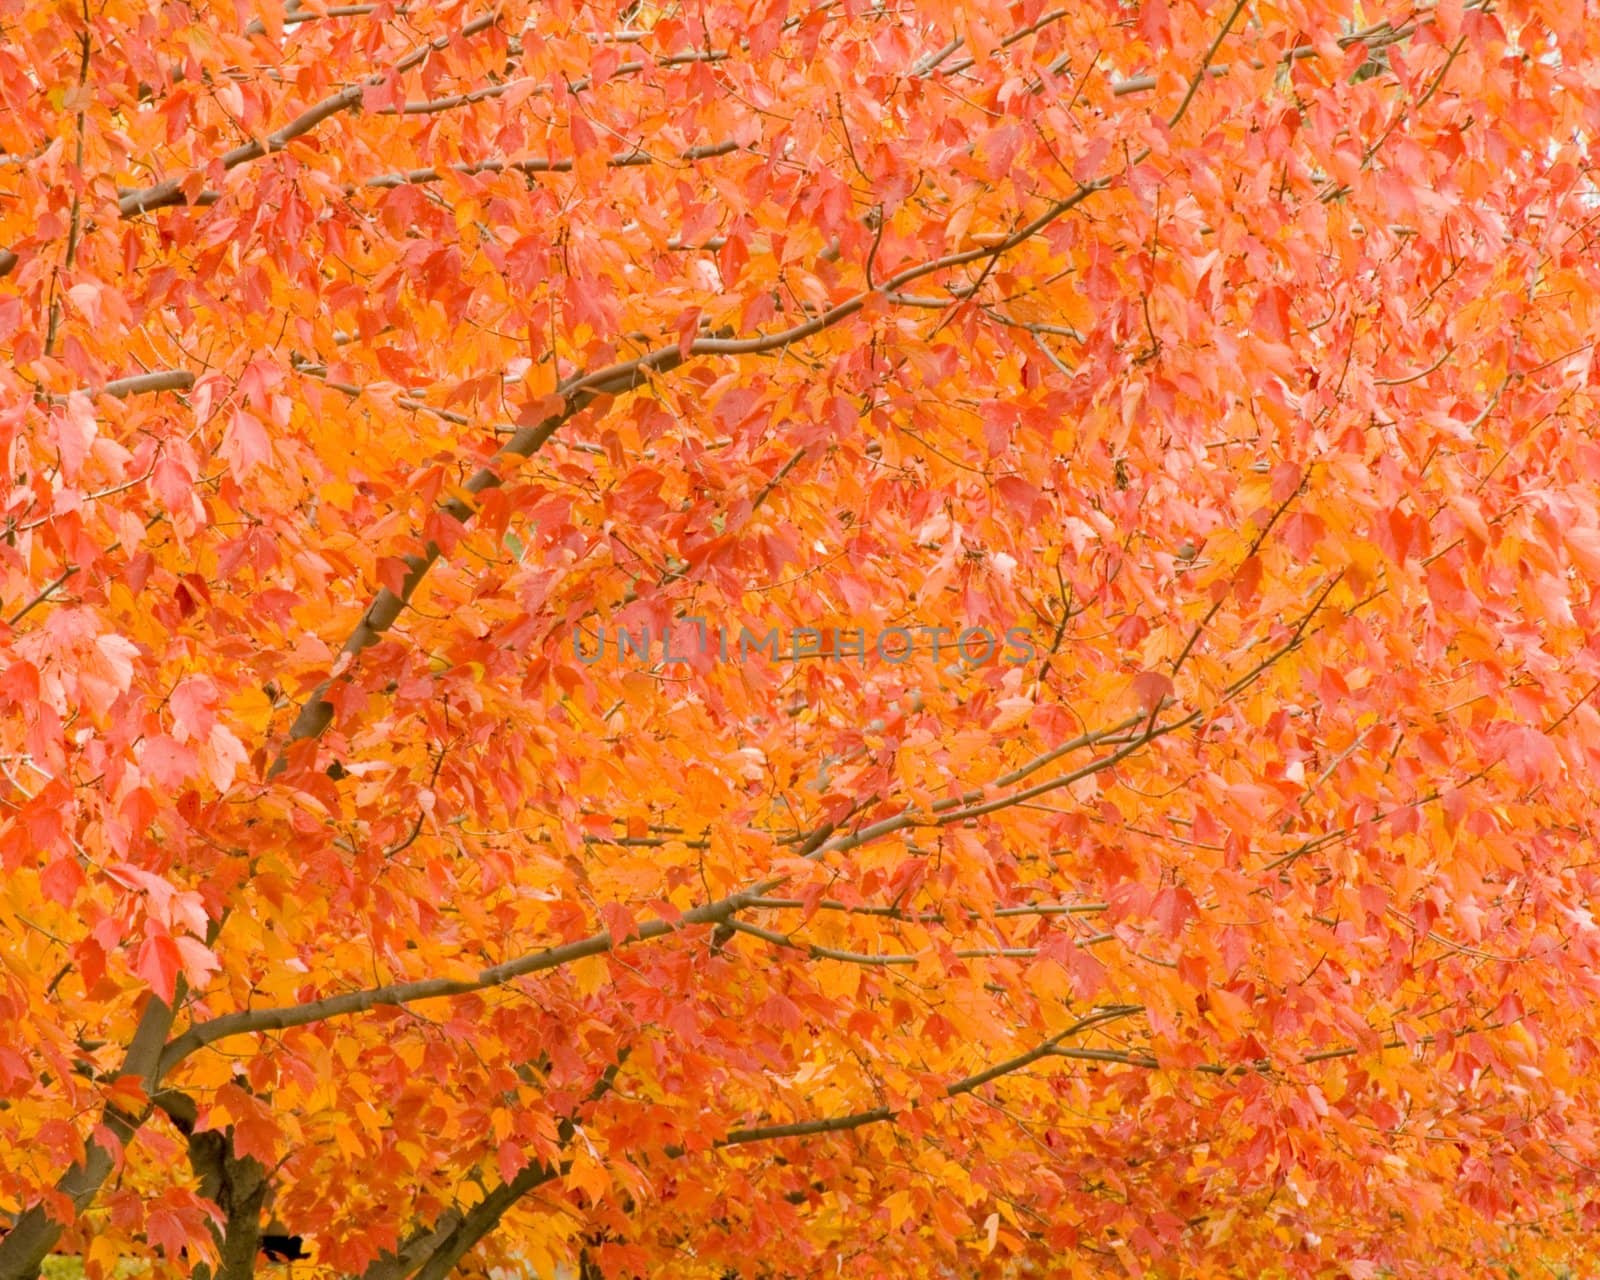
[39,855,85,908]
[1139,0,1169,45]
[676,307,702,359]
[135,931,183,1003]
[600,900,637,942]
[1130,670,1174,714]
[1153,886,1198,939]
[498,1139,522,1185]
[145,1208,190,1257]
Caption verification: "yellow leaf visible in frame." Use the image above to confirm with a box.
[564,1145,611,1202]
[570,953,609,996]
[87,1233,122,1280]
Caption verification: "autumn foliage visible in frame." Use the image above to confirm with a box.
[6,0,1600,1276]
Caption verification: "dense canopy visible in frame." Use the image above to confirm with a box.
[4,0,1600,1277]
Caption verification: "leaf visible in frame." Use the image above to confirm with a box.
[105,1074,149,1114]
[1130,670,1174,714]
[170,676,218,742]
[144,1209,190,1258]
[134,931,182,1003]
[175,935,221,990]
[66,283,103,328]
[52,393,98,480]
[220,407,271,480]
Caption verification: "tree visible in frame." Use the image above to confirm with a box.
[3,0,1600,1275]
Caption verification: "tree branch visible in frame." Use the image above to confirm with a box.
[403,1014,1140,1279]
[361,140,742,189]
[266,342,693,772]
[161,888,763,1072]
[117,11,502,216]
[1166,0,1249,129]
[267,155,1129,775]
[187,1131,270,1280]
[0,0,1486,280]
[381,1054,628,1280]
[45,369,195,404]
[0,984,186,1280]
[168,698,1182,1068]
